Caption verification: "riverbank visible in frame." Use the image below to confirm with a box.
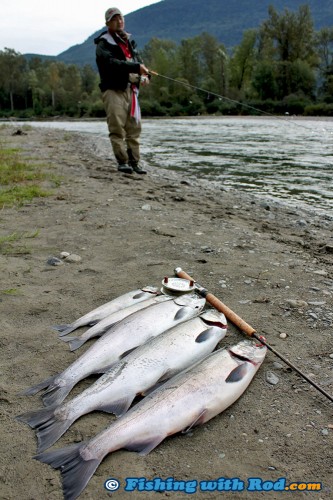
[6,116,333,219]
[1,125,332,499]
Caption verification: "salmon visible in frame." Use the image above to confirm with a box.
[60,293,173,351]
[18,309,227,452]
[35,340,267,500]
[52,286,160,336]
[22,294,205,406]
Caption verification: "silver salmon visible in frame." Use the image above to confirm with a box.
[35,340,266,500]
[61,293,173,351]
[52,286,160,336]
[17,309,227,452]
[22,294,205,406]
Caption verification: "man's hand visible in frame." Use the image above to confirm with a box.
[140,75,150,86]
[139,64,150,86]
[139,64,149,75]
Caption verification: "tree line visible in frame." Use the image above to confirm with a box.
[0,5,332,118]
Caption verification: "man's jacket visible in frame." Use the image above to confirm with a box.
[95,31,142,92]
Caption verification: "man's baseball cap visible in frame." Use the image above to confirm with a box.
[105,7,123,22]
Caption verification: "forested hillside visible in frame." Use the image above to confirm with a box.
[53,0,333,66]
[1,4,332,118]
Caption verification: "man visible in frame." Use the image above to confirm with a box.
[95,7,150,174]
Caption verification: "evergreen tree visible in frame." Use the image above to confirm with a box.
[0,48,26,111]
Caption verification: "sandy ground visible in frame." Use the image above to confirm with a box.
[0,124,332,500]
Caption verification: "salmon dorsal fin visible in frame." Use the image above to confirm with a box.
[225,363,248,383]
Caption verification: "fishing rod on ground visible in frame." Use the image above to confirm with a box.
[173,267,333,404]
[149,70,331,134]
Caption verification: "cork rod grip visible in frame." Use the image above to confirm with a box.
[175,268,256,336]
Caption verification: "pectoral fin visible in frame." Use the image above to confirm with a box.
[195,327,216,343]
[174,307,188,320]
[133,291,147,299]
[225,363,249,383]
[182,409,207,434]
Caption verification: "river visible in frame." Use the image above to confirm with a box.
[10,116,333,218]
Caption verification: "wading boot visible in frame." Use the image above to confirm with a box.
[131,163,147,174]
[117,164,133,174]
[127,148,147,174]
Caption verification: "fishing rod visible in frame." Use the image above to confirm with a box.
[174,267,333,404]
[149,70,328,133]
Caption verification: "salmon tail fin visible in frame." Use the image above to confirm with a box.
[16,406,73,453]
[20,375,57,397]
[35,442,100,500]
[16,405,56,428]
[42,382,73,407]
[51,324,76,336]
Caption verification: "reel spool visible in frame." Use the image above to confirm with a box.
[161,276,195,295]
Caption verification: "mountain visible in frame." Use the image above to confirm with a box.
[31,0,333,67]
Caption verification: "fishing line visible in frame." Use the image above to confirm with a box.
[150,71,332,135]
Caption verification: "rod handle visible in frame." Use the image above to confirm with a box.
[175,268,256,336]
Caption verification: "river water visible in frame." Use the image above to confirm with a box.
[11,116,333,218]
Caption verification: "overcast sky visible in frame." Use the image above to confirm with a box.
[1,1,161,56]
